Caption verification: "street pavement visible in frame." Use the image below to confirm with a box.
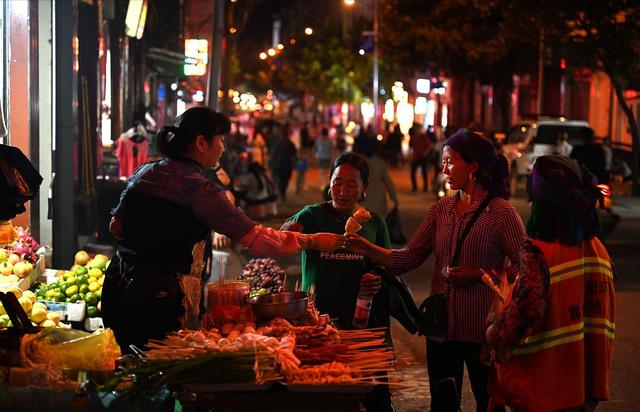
[265,165,640,412]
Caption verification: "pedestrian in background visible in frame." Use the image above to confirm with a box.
[347,129,526,411]
[354,138,398,219]
[487,155,615,412]
[300,121,312,155]
[385,123,403,168]
[271,125,297,201]
[553,131,573,157]
[314,127,333,190]
[295,153,309,195]
[409,124,432,192]
[571,129,608,184]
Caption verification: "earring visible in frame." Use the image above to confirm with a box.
[360,192,367,201]
[469,172,477,182]
[327,188,332,198]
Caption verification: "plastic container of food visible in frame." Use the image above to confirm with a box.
[207,281,250,308]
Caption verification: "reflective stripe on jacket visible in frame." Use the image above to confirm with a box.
[495,238,615,411]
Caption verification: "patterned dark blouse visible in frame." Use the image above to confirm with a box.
[390,193,527,343]
[112,158,256,273]
[492,239,550,347]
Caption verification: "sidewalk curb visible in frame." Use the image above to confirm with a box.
[612,197,640,219]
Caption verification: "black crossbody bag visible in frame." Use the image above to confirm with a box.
[417,195,493,340]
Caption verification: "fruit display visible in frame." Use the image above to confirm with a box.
[0,289,65,328]
[237,258,286,297]
[0,226,41,281]
[0,226,40,265]
[34,250,109,319]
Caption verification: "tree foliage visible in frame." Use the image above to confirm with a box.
[277,37,370,104]
[537,0,640,193]
[380,0,540,129]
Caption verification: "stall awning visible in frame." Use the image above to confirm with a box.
[146,47,186,76]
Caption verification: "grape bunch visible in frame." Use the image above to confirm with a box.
[238,258,286,295]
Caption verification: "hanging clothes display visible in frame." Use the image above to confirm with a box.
[115,135,149,178]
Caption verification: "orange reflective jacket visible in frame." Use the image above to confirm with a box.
[494,238,615,411]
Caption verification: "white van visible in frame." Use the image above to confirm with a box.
[501,117,594,180]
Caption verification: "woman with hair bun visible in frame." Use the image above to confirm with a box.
[103,107,343,351]
[347,129,526,411]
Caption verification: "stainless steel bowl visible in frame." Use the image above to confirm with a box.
[249,291,309,320]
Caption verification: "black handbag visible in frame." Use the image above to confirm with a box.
[385,206,407,244]
[417,195,493,340]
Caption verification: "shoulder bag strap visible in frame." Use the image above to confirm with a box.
[450,195,493,267]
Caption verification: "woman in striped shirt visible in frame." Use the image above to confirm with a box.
[347,129,526,411]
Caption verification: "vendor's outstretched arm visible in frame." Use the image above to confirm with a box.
[345,233,393,268]
[240,225,342,256]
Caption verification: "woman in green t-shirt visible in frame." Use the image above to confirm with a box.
[281,152,394,412]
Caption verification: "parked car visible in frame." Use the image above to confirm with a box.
[502,117,594,181]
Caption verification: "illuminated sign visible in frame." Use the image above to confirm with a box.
[184,39,209,76]
[125,0,148,40]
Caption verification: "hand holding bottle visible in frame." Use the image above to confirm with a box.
[353,273,381,329]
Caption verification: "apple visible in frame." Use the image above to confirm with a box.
[0,262,13,276]
[5,286,22,299]
[89,254,109,270]
[7,254,20,265]
[12,261,32,278]
[18,296,33,313]
[23,261,33,274]
[0,249,8,263]
[74,250,90,266]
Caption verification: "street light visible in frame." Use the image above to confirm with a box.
[304,27,313,35]
[267,48,276,56]
[259,52,267,60]
[344,0,355,5]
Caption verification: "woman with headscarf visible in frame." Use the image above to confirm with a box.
[348,129,526,411]
[486,155,616,412]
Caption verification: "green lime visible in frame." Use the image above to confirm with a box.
[79,292,85,300]
[86,306,98,318]
[54,292,66,303]
[84,292,98,306]
[66,298,71,303]
[76,275,88,286]
[47,283,59,291]
[79,284,89,294]
[58,282,68,293]
[75,266,88,276]
[65,285,79,298]
[95,288,102,299]
[66,276,77,286]
[69,294,80,303]
[0,317,8,328]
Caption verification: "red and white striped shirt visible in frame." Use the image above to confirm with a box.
[391,193,526,343]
